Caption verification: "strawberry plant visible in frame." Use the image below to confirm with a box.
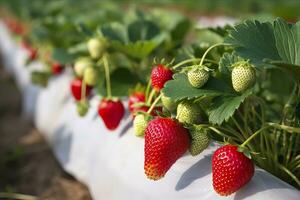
[1,0,300,197]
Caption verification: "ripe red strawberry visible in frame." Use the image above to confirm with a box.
[98,99,125,130]
[212,145,254,196]
[20,40,31,50]
[28,47,38,61]
[144,118,190,180]
[70,78,92,101]
[52,63,64,75]
[128,92,146,114]
[151,64,173,91]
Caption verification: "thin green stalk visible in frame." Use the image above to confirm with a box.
[0,192,37,200]
[213,125,244,141]
[286,133,296,165]
[103,54,112,98]
[147,93,162,114]
[208,127,235,139]
[172,58,218,69]
[199,43,225,67]
[81,79,86,101]
[145,79,152,103]
[279,164,300,187]
[147,89,156,105]
[231,117,247,140]
[240,125,270,148]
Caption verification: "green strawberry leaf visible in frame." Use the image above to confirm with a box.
[273,19,300,65]
[99,22,127,43]
[100,21,164,60]
[97,67,141,97]
[76,23,93,37]
[162,73,232,102]
[127,19,160,42]
[111,36,164,60]
[208,89,252,125]
[52,48,76,64]
[225,18,300,83]
[264,59,300,83]
[225,19,280,66]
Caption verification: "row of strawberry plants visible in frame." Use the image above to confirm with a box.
[1,0,299,196]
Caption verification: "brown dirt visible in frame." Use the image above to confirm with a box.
[0,55,92,200]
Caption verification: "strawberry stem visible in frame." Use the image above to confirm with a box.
[103,54,112,98]
[145,78,152,103]
[172,58,217,70]
[147,89,156,105]
[81,79,87,101]
[199,43,227,67]
[147,93,162,114]
[240,125,270,148]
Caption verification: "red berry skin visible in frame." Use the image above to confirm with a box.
[98,99,125,131]
[20,40,31,50]
[52,63,64,75]
[70,78,92,101]
[28,48,38,61]
[212,145,254,196]
[144,118,190,180]
[151,64,173,91]
[128,92,146,114]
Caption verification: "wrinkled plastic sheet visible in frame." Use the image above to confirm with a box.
[0,21,299,200]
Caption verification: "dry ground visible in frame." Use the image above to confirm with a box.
[0,55,92,200]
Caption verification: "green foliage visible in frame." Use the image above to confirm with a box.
[97,67,141,96]
[208,89,252,124]
[225,18,300,82]
[162,73,231,102]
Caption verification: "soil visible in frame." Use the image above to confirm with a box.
[0,55,92,200]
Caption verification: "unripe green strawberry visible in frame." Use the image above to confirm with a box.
[161,94,177,112]
[83,66,98,86]
[76,100,89,117]
[87,38,106,59]
[176,101,201,124]
[232,65,255,92]
[74,57,93,78]
[133,114,150,137]
[188,126,210,156]
[187,68,209,88]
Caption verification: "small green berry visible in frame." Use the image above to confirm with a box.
[232,65,255,92]
[83,67,98,86]
[176,101,201,124]
[161,94,177,112]
[76,100,89,117]
[74,57,93,78]
[133,114,149,137]
[87,38,107,59]
[189,126,210,156]
[187,68,209,88]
